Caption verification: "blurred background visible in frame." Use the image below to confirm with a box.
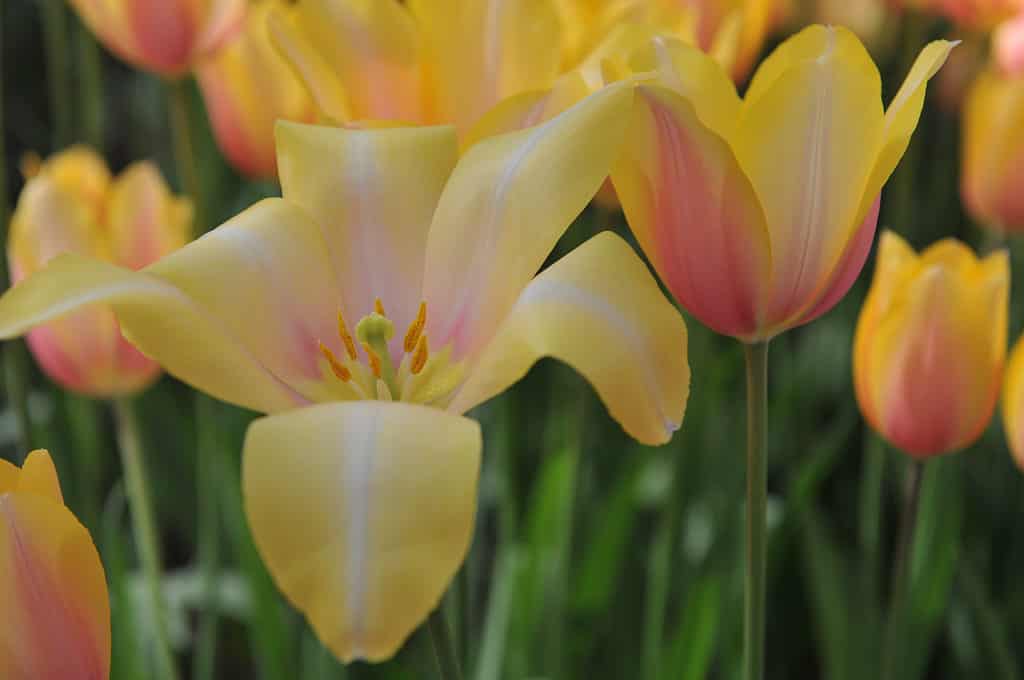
[2,0,1024,679]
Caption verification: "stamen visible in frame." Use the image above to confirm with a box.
[319,342,351,381]
[411,335,429,375]
[337,312,358,360]
[374,298,386,316]
[362,342,382,378]
[404,302,427,352]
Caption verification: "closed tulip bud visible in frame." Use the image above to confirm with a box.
[197,1,317,178]
[962,67,1024,232]
[0,450,110,680]
[7,147,191,396]
[854,231,1008,458]
[1001,332,1024,469]
[69,0,246,76]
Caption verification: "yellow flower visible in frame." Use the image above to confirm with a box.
[0,86,689,661]
[962,66,1024,233]
[609,27,953,341]
[0,450,110,680]
[268,0,759,132]
[854,231,1008,458]
[1002,332,1024,469]
[69,0,246,76]
[7,147,191,396]
[196,0,318,179]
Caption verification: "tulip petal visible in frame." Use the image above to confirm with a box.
[0,489,110,680]
[243,401,481,662]
[422,83,634,358]
[105,162,192,270]
[14,450,63,504]
[736,25,884,326]
[858,40,955,227]
[1003,333,1024,469]
[410,0,563,129]
[276,122,458,338]
[0,202,332,413]
[272,0,424,122]
[612,83,770,338]
[448,232,689,445]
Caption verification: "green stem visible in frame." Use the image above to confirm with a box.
[40,0,72,148]
[427,605,463,680]
[0,16,33,459]
[76,20,104,149]
[112,398,180,680]
[959,557,1020,680]
[193,395,221,680]
[167,79,205,234]
[880,460,925,680]
[743,341,769,680]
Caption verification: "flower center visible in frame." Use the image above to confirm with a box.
[317,299,463,405]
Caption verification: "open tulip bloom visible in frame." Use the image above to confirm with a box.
[0,450,111,680]
[0,84,689,662]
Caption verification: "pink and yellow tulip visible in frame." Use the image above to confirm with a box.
[962,66,1024,232]
[0,450,110,680]
[610,27,953,341]
[932,0,1023,31]
[68,0,246,77]
[7,147,191,396]
[854,231,1008,458]
[196,0,318,178]
[0,86,689,661]
[995,12,1024,75]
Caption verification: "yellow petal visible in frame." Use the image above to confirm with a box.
[276,121,458,337]
[0,484,110,680]
[0,204,323,413]
[448,232,689,445]
[856,40,955,229]
[736,25,884,326]
[105,161,192,270]
[242,401,481,663]
[272,0,425,123]
[411,0,563,130]
[422,82,634,359]
[1003,332,1024,470]
[14,450,64,504]
[612,82,770,339]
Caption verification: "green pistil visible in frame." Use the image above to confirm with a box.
[356,312,399,397]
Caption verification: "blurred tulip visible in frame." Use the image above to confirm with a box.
[197,1,318,178]
[932,0,1022,30]
[0,86,690,661]
[854,231,1007,458]
[962,66,1024,232]
[7,147,191,396]
[68,0,246,76]
[0,450,111,680]
[610,27,953,341]
[995,12,1024,75]
[1002,332,1024,469]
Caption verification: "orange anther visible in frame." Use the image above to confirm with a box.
[411,335,429,375]
[404,302,427,353]
[362,342,382,378]
[374,298,386,316]
[337,311,357,360]
[319,342,352,382]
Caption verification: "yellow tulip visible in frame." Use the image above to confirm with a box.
[7,147,191,397]
[268,0,745,132]
[0,85,690,661]
[0,450,111,680]
[196,0,318,179]
[1002,332,1024,469]
[854,231,1008,458]
[962,66,1024,233]
[609,27,953,341]
[69,0,247,77]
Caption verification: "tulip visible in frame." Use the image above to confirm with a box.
[932,0,1022,31]
[610,27,954,341]
[995,13,1024,76]
[196,0,318,178]
[68,0,247,77]
[1002,332,1024,469]
[0,450,111,680]
[0,85,690,661]
[854,231,1007,458]
[7,147,192,396]
[962,67,1024,232]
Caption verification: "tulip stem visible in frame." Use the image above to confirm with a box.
[40,0,72,148]
[880,460,925,680]
[113,398,181,680]
[168,78,205,234]
[428,605,463,680]
[743,340,769,680]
